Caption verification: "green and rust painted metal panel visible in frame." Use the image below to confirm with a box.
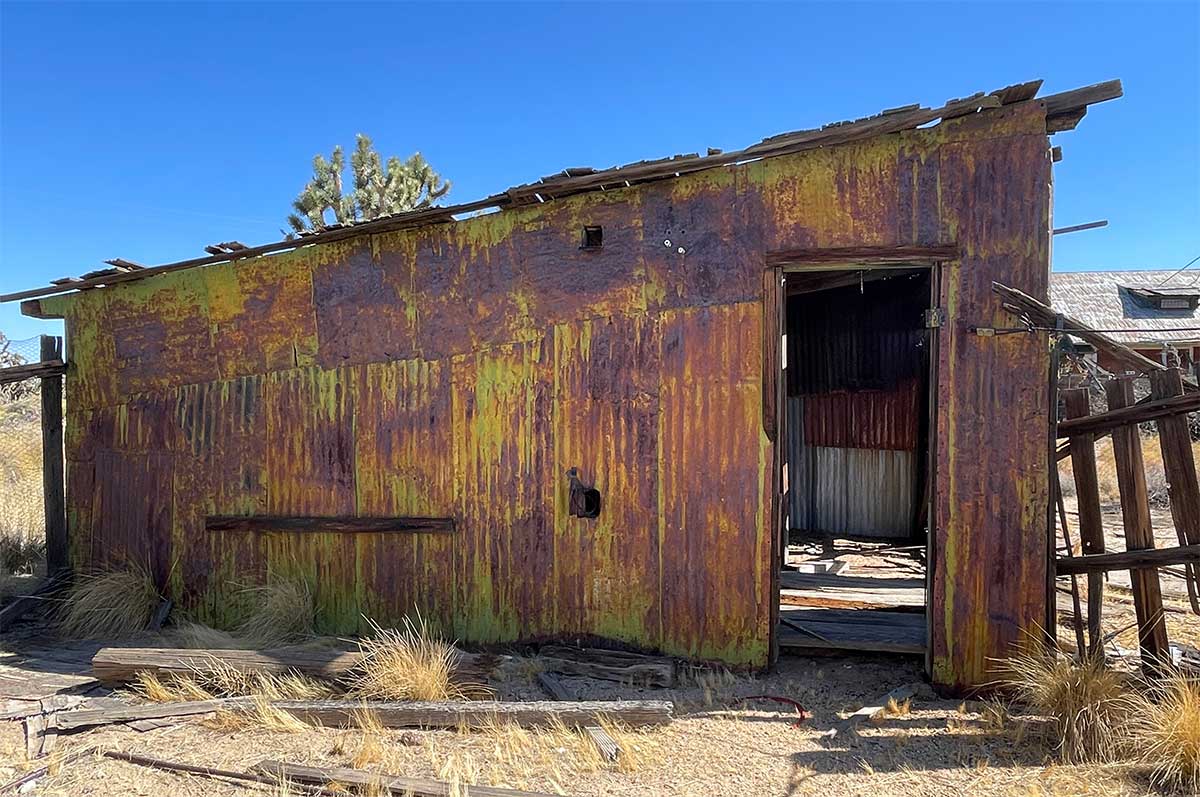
[45,101,1050,685]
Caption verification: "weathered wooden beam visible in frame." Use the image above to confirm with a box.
[993,282,1193,387]
[1106,377,1170,677]
[92,646,360,684]
[1062,388,1106,658]
[99,750,342,794]
[1057,391,1200,438]
[1057,544,1200,576]
[539,645,675,687]
[271,698,673,729]
[91,645,493,686]
[1042,79,1123,116]
[54,698,242,731]
[768,244,959,267]
[205,515,455,534]
[41,336,67,575]
[0,359,65,385]
[1151,369,1200,613]
[1052,220,1107,236]
[536,671,621,762]
[253,760,559,797]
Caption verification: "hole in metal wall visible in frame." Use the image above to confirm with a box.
[581,226,603,250]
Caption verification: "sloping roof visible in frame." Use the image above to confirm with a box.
[6,78,1123,307]
[1050,270,1200,345]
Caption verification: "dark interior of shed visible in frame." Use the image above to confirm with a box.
[776,267,931,657]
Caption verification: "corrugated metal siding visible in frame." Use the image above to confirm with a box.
[801,379,921,450]
[788,397,917,537]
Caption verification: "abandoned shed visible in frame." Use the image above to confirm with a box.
[5,78,1123,691]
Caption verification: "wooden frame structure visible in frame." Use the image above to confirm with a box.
[0,335,67,575]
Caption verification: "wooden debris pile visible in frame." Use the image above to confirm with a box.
[2,637,683,793]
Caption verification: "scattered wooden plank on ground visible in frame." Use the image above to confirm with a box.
[0,745,97,794]
[272,698,672,729]
[54,698,242,731]
[538,645,674,687]
[1106,377,1171,678]
[98,750,334,793]
[128,713,215,732]
[23,712,48,758]
[91,645,494,685]
[536,672,621,762]
[253,760,560,797]
[91,647,361,684]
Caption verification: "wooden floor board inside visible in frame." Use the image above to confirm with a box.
[778,567,927,655]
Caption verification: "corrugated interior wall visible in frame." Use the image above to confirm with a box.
[786,273,928,539]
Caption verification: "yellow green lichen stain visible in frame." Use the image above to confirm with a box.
[52,103,1051,682]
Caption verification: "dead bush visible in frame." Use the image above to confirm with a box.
[57,566,161,639]
[998,649,1129,763]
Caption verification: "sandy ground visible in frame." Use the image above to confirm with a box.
[0,645,1184,797]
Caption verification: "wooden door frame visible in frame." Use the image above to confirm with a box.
[764,244,954,673]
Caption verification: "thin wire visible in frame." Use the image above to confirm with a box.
[1040,325,1200,334]
[1155,253,1200,287]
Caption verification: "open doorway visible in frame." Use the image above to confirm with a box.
[777,265,934,656]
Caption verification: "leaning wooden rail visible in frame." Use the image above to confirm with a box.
[1057,391,1200,438]
[1056,544,1200,576]
[0,359,65,385]
[993,281,1198,389]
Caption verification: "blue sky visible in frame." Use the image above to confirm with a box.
[1,1,1197,340]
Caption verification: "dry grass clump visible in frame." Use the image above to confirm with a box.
[0,530,44,574]
[349,705,386,768]
[235,579,316,648]
[163,620,242,649]
[131,659,335,703]
[57,566,161,639]
[1122,670,1200,789]
[466,713,657,789]
[999,649,1129,763]
[205,694,311,734]
[350,615,471,701]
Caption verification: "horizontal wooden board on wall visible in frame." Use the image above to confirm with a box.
[205,516,456,534]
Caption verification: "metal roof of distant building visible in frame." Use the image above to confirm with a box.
[1050,269,1200,345]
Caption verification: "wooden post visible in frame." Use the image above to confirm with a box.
[1052,467,1087,655]
[40,335,66,575]
[1062,388,1107,658]
[1105,377,1169,677]
[1150,368,1200,613]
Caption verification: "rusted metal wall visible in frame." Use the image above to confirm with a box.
[45,101,1050,685]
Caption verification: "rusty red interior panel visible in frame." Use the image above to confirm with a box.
[35,98,1061,687]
